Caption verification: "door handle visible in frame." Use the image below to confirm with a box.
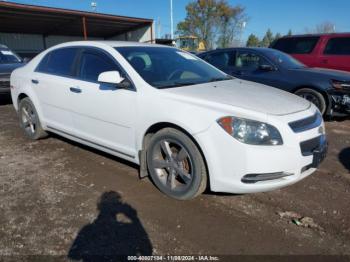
[31,79,39,84]
[69,87,82,93]
[322,59,328,64]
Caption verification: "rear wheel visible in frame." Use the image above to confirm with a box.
[295,88,327,115]
[146,128,207,200]
[18,97,47,140]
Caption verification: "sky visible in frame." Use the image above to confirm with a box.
[5,0,350,42]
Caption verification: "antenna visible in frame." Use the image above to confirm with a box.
[91,1,97,12]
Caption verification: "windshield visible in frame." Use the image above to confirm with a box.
[0,49,22,64]
[115,46,232,89]
[264,49,305,69]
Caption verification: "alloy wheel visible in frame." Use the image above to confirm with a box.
[151,139,193,192]
[21,103,37,136]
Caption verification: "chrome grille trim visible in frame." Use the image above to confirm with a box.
[289,112,322,133]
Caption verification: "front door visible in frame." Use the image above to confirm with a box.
[69,48,137,158]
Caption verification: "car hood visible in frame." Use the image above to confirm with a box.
[162,79,311,116]
[0,63,24,78]
[290,67,350,81]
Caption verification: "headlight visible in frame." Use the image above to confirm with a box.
[331,80,350,91]
[217,116,283,145]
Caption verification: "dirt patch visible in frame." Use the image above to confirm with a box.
[0,104,350,257]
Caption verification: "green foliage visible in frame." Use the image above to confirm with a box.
[177,0,246,49]
[260,29,274,47]
[246,34,260,47]
[274,33,282,42]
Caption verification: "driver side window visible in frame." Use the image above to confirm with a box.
[78,49,120,82]
[235,51,269,71]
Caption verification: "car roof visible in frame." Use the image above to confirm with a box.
[200,47,272,55]
[52,40,172,49]
[280,33,350,38]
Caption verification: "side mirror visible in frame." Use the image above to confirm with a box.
[22,57,30,63]
[259,64,276,71]
[98,71,124,85]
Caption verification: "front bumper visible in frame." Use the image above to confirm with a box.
[194,107,326,194]
[329,91,350,114]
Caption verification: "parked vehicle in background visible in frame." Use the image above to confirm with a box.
[176,35,206,52]
[198,47,350,116]
[10,41,326,199]
[270,33,350,73]
[0,44,25,95]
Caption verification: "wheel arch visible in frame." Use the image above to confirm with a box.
[139,122,210,189]
[17,93,29,105]
[292,85,331,113]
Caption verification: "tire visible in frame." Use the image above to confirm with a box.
[295,88,327,115]
[18,97,48,140]
[146,128,207,200]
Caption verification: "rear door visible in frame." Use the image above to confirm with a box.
[32,47,80,133]
[319,36,350,72]
[272,37,320,67]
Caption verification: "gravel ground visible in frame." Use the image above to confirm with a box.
[0,95,349,260]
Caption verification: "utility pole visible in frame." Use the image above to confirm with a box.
[157,18,161,39]
[239,21,246,47]
[170,0,174,39]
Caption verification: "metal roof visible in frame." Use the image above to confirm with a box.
[0,1,153,38]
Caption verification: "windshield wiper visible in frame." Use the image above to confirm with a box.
[157,81,198,89]
[208,76,234,82]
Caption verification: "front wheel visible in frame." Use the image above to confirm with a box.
[146,128,207,200]
[295,88,327,115]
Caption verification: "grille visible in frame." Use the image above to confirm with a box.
[0,81,10,89]
[300,135,326,156]
[289,112,322,133]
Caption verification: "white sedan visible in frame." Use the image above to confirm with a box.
[10,41,327,200]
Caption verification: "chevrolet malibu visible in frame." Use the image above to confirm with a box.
[10,41,327,200]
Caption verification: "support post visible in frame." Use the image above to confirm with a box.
[82,16,87,40]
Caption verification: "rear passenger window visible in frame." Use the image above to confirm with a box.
[79,51,117,82]
[205,51,235,69]
[272,37,319,54]
[324,38,350,55]
[37,48,78,76]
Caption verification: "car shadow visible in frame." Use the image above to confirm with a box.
[339,148,350,172]
[0,94,12,105]
[49,133,139,171]
[68,191,153,261]
[328,114,350,122]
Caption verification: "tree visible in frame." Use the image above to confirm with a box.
[287,29,292,36]
[216,3,246,48]
[274,33,282,42]
[177,0,246,49]
[246,34,260,47]
[260,29,274,47]
[305,21,336,34]
[315,21,336,33]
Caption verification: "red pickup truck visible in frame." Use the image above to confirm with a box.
[271,33,350,72]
